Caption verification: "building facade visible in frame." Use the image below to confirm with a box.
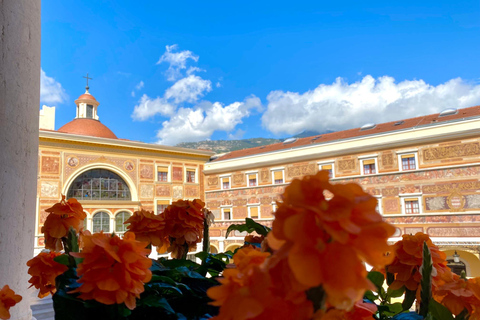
[204,106,480,276]
[36,88,214,253]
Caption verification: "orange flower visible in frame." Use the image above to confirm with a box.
[208,246,313,320]
[27,251,68,298]
[70,232,152,310]
[270,171,394,309]
[124,209,166,247]
[41,196,86,251]
[161,199,206,258]
[434,276,480,316]
[0,285,22,320]
[314,300,378,320]
[388,233,453,293]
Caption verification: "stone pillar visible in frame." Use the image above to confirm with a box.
[0,1,41,319]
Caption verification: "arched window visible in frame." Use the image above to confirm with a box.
[92,212,110,233]
[67,169,131,201]
[115,211,131,233]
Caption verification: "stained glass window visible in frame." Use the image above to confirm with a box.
[67,169,131,201]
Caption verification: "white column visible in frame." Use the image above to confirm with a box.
[0,1,41,319]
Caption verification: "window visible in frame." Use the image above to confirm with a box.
[157,167,169,182]
[272,203,278,212]
[221,177,230,190]
[222,208,231,220]
[401,154,416,171]
[248,173,257,187]
[319,163,334,178]
[362,159,376,175]
[86,105,93,118]
[273,171,284,184]
[92,212,110,233]
[115,211,131,232]
[404,198,420,214]
[157,200,170,214]
[249,206,259,219]
[67,169,131,201]
[186,169,196,183]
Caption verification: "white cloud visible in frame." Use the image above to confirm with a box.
[131,94,176,120]
[216,82,222,88]
[40,69,67,104]
[228,129,246,140]
[157,44,199,81]
[164,75,212,104]
[262,75,480,135]
[135,81,144,90]
[156,96,262,145]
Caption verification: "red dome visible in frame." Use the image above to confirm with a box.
[58,118,117,139]
[76,93,97,102]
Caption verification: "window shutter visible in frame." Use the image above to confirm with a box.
[363,159,375,165]
[404,198,418,202]
[250,207,259,218]
[273,171,283,180]
[157,167,168,172]
[157,200,170,205]
[248,174,256,180]
[322,164,332,170]
[401,154,415,159]
[222,177,229,184]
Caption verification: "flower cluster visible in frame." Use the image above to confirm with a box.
[388,233,454,293]
[434,276,480,316]
[0,285,22,320]
[125,199,206,258]
[209,246,314,320]
[41,195,86,251]
[70,232,152,310]
[208,171,396,318]
[26,251,68,298]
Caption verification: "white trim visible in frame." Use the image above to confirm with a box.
[400,195,423,215]
[374,195,382,215]
[221,176,231,190]
[221,207,232,221]
[270,166,285,171]
[397,151,418,172]
[271,169,285,184]
[185,167,197,184]
[395,149,418,154]
[246,172,259,187]
[219,173,232,178]
[156,164,171,183]
[244,170,259,174]
[358,154,379,159]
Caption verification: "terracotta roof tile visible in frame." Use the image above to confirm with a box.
[57,118,117,139]
[213,106,480,162]
[76,93,97,101]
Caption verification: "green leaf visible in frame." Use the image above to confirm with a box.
[402,288,416,311]
[53,254,70,266]
[428,299,454,320]
[419,242,433,317]
[364,290,378,302]
[386,302,403,316]
[306,286,326,312]
[367,271,385,292]
[225,218,271,238]
[387,286,405,298]
[455,308,469,320]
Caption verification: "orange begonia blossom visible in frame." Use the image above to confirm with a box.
[388,233,453,293]
[41,195,87,251]
[314,300,378,320]
[270,171,394,310]
[434,275,480,316]
[208,246,314,320]
[124,209,166,247]
[161,199,206,258]
[27,251,68,298]
[70,232,152,310]
[0,285,22,320]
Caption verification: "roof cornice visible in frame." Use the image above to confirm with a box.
[39,130,215,158]
[204,117,480,174]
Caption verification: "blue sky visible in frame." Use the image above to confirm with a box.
[41,0,480,145]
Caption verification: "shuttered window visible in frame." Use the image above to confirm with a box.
[273,171,283,184]
[363,159,376,175]
[157,200,170,214]
[321,164,333,178]
[223,208,231,220]
[249,207,259,219]
[222,177,230,189]
[401,154,416,171]
[248,174,257,186]
[157,167,168,182]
